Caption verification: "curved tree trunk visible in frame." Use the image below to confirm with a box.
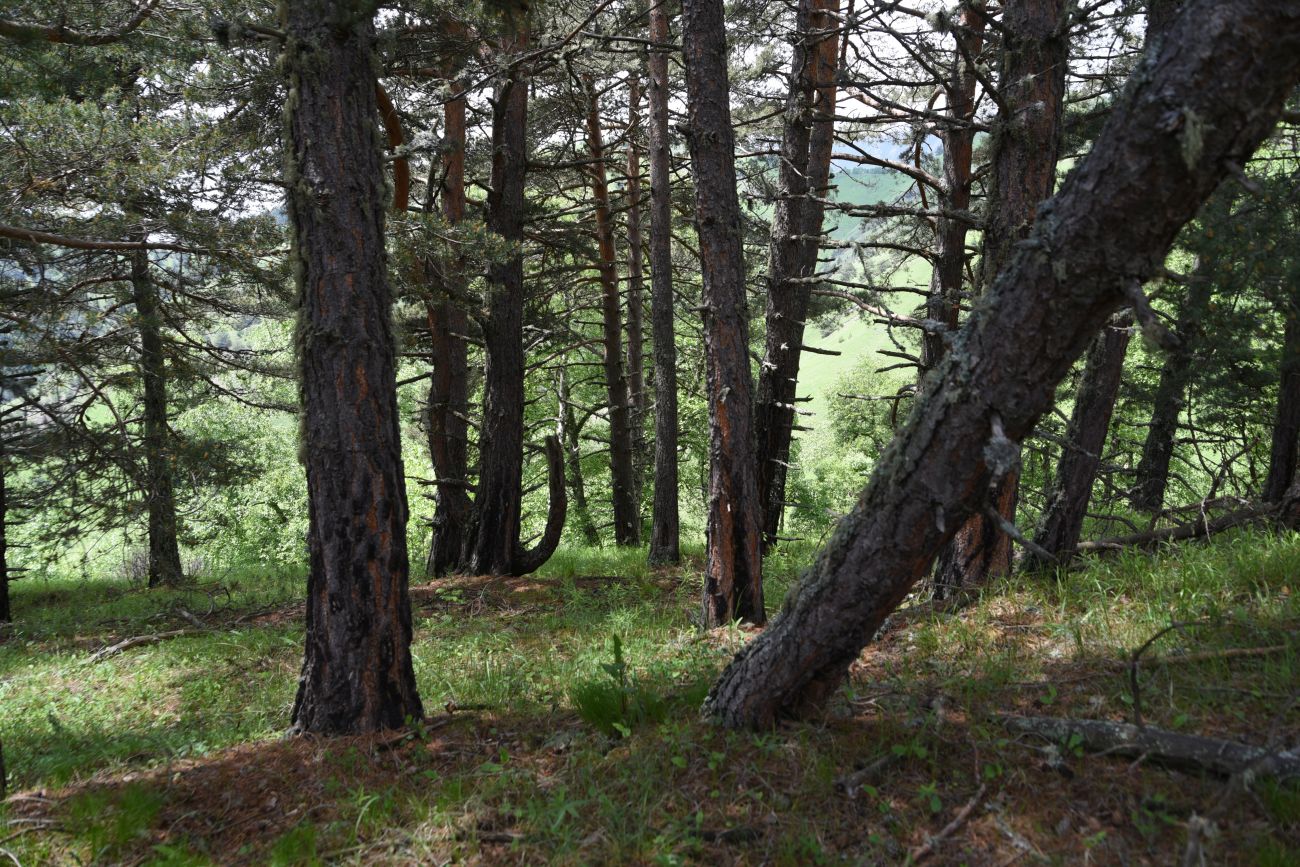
[131,245,184,589]
[284,0,423,734]
[646,1,680,566]
[933,0,1068,597]
[682,0,764,625]
[703,0,1300,728]
[1028,313,1132,566]
[754,0,840,548]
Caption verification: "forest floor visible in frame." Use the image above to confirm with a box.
[1,533,1298,865]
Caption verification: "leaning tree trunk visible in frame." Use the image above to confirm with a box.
[682,0,764,625]
[284,0,423,734]
[582,74,640,547]
[1264,292,1300,502]
[425,77,473,577]
[919,2,986,372]
[1130,262,1214,512]
[934,0,1068,596]
[703,0,1300,729]
[754,0,839,548]
[130,245,184,589]
[1028,313,1132,566]
[646,0,680,566]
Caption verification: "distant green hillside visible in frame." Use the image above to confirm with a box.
[824,167,915,241]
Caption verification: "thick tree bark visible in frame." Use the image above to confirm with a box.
[754,0,840,548]
[284,0,423,734]
[703,0,1300,728]
[682,0,764,625]
[1264,295,1300,503]
[646,1,680,566]
[920,2,986,372]
[1028,313,1132,566]
[934,0,1068,596]
[582,74,640,547]
[130,246,184,589]
[625,74,648,523]
[470,36,531,576]
[425,77,473,577]
[1130,263,1214,512]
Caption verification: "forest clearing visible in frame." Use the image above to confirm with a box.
[3,0,1300,863]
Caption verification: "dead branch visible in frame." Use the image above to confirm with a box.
[1000,715,1300,779]
[909,783,987,862]
[85,629,207,664]
[1076,505,1269,553]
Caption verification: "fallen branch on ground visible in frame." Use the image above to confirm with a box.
[1077,505,1268,553]
[909,783,987,862]
[1000,714,1300,779]
[84,629,207,664]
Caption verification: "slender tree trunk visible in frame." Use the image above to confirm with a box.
[130,245,184,589]
[1028,313,1132,565]
[558,368,600,545]
[646,1,680,566]
[1264,294,1300,502]
[682,0,764,625]
[582,74,640,546]
[425,78,472,577]
[702,0,1300,728]
[920,2,985,372]
[1026,0,1172,565]
[0,442,9,624]
[625,74,648,526]
[283,0,423,734]
[754,0,840,548]
[934,0,1068,596]
[470,35,531,576]
[1130,263,1214,512]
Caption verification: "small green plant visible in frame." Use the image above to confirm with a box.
[570,634,668,737]
[916,781,943,815]
[65,784,165,859]
[269,822,321,866]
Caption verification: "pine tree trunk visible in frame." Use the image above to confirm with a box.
[130,245,184,589]
[0,445,9,624]
[1028,313,1132,565]
[425,78,472,577]
[559,368,601,545]
[703,0,1300,728]
[284,0,423,734]
[920,2,986,372]
[470,35,531,576]
[1264,295,1300,502]
[1130,264,1214,512]
[754,0,839,548]
[682,0,764,625]
[934,0,1067,596]
[582,75,640,547]
[625,75,648,524]
[647,1,680,566]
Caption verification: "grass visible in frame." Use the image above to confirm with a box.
[1,531,1297,864]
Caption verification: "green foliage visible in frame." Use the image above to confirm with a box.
[570,634,669,737]
[66,783,164,859]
